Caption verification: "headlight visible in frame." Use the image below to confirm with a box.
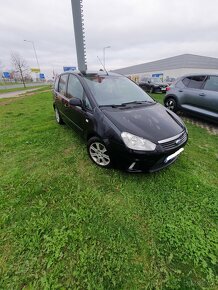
[121,132,156,151]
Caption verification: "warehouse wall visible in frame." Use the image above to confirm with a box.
[127,68,218,83]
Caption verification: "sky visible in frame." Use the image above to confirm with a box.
[1,0,218,78]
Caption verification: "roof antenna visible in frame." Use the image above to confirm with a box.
[97,56,109,75]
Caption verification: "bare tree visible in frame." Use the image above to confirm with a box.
[11,52,29,88]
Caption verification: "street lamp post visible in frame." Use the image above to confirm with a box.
[24,40,40,71]
[103,46,111,68]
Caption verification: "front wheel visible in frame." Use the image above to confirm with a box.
[164,97,178,112]
[87,137,112,168]
[55,107,64,124]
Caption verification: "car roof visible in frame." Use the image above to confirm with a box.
[59,70,122,78]
[179,73,218,78]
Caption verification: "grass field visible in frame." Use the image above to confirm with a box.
[0,90,217,289]
[0,84,50,94]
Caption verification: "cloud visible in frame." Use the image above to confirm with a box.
[1,0,218,77]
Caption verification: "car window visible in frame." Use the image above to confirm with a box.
[54,76,59,91]
[67,74,84,100]
[182,77,191,87]
[187,76,206,89]
[84,96,92,110]
[203,76,218,92]
[58,74,68,96]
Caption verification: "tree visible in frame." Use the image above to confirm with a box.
[11,52,29,88]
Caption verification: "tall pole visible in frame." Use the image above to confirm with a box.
[24,40,40,71]
[103,46,111,68]
[71,0,87,72]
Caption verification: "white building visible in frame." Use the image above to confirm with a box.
[112,54,218,82]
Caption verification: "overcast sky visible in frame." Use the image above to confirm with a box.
[1,0,218,78]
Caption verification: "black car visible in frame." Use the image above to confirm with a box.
[164,74,218,122]
[53,71,188,172]
[139,77,168,93]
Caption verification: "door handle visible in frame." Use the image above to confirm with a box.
[178,90,183,92]
[199,93,205,96]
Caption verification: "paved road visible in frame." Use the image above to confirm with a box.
[0,88,46,99]
[0,82,50,90]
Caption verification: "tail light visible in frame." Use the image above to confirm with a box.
[166,86,171,91]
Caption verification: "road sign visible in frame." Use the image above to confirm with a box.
[31,68,40,73]
[39,73,45,79]
[63,66,76,72]
[152,73,163,78]
[2,72,10,78]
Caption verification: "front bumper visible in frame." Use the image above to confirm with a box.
[109,134,187,173]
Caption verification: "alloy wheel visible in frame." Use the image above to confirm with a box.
[89,142,110,166]
[165,98,177,111]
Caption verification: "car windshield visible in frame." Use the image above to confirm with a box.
[84,75,154,106]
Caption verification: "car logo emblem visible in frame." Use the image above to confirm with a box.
[175,138,181,145]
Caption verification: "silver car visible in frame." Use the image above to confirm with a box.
[164,74,218,123]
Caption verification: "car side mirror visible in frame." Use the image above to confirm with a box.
[148,81,151,83]
[69,98,82,107]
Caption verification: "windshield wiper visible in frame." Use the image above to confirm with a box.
[99,100,155,108]
[99,104,126,108]
[121,100,155,106]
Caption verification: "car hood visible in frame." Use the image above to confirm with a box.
[102,103,184,143]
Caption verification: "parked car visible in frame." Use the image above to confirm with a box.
[165,77,176,86]
[164,74,218,123]
[53,71,188,172]
[139,77,168,93]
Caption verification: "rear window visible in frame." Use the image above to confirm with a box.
[182,77,191,87]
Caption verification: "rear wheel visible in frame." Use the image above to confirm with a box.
[55,107,64,124]
[87,137,111,168]
[165,97,178,112]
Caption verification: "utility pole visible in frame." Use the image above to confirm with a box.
[24,40,40,71]
[71,0,87,72]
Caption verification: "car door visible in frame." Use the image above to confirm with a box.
[201,75,218,116]
[64,74,91,133]
[179,75,207,112]
[54,74,69,117]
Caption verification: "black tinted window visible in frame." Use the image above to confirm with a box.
[203,76,218,92]
[67,75,84,100]
[58,74,68,95]
[187,76,206,89]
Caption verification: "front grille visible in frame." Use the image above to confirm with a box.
[159,131,187,151]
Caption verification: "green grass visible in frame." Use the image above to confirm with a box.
[0,92,217,289]
[0,85,50,94]
[0,81,23,86]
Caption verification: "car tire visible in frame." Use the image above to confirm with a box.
[164,97,178,112]
[150,87,154,93]
[87,137,112,168]
[55,107,64,124]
